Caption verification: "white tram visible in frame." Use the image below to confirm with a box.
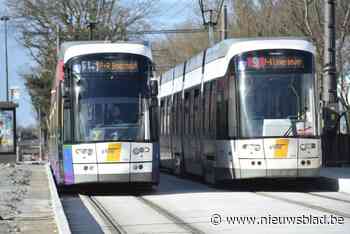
[49,41,159,187]
[158,38,321,183]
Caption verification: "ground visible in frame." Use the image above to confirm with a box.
[0,163,31,233]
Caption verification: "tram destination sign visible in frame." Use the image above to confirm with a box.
[73,60,139,73]
[238,50,312,73]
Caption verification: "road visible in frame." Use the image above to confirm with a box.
[61,173,350,234]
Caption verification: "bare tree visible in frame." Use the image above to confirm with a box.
[6,0,159,139]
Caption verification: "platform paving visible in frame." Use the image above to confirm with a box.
[0,164,64,234]
[321,167,350,194]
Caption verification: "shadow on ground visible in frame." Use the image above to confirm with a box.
[60,194,105,234]
[58,172,339,197]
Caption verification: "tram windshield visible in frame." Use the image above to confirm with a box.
[236,50,317,138]
[71,53,152,142]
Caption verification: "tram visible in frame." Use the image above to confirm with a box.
[49,41,159,187]
[158,38,321,184]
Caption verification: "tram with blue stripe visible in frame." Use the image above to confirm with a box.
[49,41,159,187]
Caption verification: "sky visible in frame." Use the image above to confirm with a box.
[0,0,198,127]
[0,1,35,127]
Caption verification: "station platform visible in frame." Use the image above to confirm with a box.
[321,167,350,194]
[0,163,70,234]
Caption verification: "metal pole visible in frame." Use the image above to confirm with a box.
[39,108,42,162]
[208,23,215,46]
[323,0,337,109]
[208,10,215,46]
[89,23,92,40]
[221,5,228,40]
[88,21,97,41]
[1,16,10,102]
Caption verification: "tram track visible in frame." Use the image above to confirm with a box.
[256,192,350,219]
[135,196,205,234]
[81,195,127,234]
[307,192,350,205]
[80,194,203,234]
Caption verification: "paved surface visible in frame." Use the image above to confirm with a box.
[62,172,350,234]
[321,167,350,193]
[0,164,58,234]
[0,154,17,163]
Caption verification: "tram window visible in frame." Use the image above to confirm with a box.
[165,97,168,136]
[194,88,200,136]
[160,99,164,135]
[177,93,182,135]
[228,72,238,138]
[165,98,168,136]
[63,108,72,142]
[173,94,178,135]
[184,92,190,135]
[210,81,217,137]
[168,97,172,136]
[216,77,229,139]
[204,82,211,135]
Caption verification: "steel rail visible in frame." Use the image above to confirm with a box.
[85,196,127,234]
[256,192,350,219]
[307,192,350,204]
[136,196,205,234]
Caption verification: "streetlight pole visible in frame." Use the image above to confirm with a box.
[208,10,215,46]
[323,0,338,133]
[87,21,97,40]
[1,16,10,102]
[199,0,224,47]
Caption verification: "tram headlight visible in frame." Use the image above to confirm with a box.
[75,148,93,156]
[242,144,261,152]
[132,146,150,155]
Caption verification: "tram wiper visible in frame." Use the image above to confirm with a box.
[283,107,308,136]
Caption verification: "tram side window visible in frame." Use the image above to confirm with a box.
[63,108,72,142]
[176,93,182,136]
[194,88,200,136]
[160,99,165,135]
[164,98,168,136]
[166,97,171,136]
[173,94,177,135]
[210,81,217,137]
[188,89,193,136]
[204,82,211,136]
[216,77,229,139]
[184,91,190,135]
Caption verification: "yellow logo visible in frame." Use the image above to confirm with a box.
[273,139,289,158]
[106,143,121,162]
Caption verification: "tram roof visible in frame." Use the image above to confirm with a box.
[205,37,315,64]
[159,37,315,82]
[59,41,153,63]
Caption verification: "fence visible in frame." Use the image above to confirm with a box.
[322,134,350,167]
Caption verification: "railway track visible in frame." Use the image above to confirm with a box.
[77,194,202,234]
[256,192,350,219]
[61,174,350,234]
[82,195,127,234]
[135,196,205,234]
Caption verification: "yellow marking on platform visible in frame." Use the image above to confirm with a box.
[274,139,289,158]
[106,143,121,162]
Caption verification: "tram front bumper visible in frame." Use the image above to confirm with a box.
[237,158,321,179]
[71,162,156,184]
